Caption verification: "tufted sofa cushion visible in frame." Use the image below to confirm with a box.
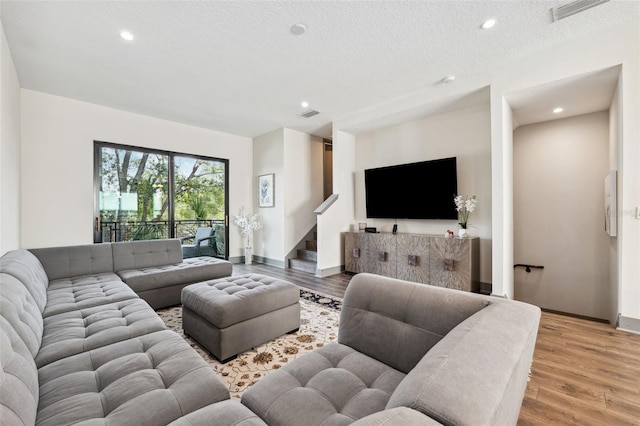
[339,273,490,373]
[181,274,300,328]
[112,239,184,271]
[36,330,230,426]
[43,273,138,317]
[168,400,268,426]
[0,249,49,313]
[36,298,167,367]
[116,256,233,293]
[241,343,406,426]
[30,244,114,281]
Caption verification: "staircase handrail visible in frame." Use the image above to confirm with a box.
[314,194,339,215]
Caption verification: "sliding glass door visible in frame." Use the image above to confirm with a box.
[173,155,227,256]
[94,141,228,258]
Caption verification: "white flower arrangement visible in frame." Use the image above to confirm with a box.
[232,207,263,237]
[454,195,477,229]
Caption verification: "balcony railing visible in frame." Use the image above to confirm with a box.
[96,219,227,257]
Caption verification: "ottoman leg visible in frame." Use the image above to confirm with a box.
[220,354,238,364]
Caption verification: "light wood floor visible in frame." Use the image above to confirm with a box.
[233,263,640,425]
[519,312,640,425]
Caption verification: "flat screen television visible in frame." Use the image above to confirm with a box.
[364,157,458,220]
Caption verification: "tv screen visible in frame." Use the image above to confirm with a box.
[364,157,458,220]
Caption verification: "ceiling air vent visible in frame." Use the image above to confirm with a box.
[299,109,320,118]
[552,0,610,21]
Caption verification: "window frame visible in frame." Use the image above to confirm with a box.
[93,140,229,258]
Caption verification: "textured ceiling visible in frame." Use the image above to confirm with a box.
[1,1,638,138]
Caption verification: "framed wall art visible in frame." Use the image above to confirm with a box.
[258,173,275,208]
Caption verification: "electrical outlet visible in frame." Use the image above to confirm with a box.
[636,207,640,219]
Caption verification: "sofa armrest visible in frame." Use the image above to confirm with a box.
[386,300,541,426]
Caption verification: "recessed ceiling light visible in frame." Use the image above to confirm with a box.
[481,19,497,29]
[120,31,134,41]
[553,107,564,113]
[301,101,309,108]
[442,75,456,84]
[290,23,307,36]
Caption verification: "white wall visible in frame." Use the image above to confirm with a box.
[252,128,324,265]
[283,129,323,254]
[317,130,356,276]
[0,23,21,254]
[353,103,492,284]
[617,59,640,332]
[20,90,253,256]
[514,112,610,320]
[252,129,285,264]
[608,79,621,326]
[491,94,515,299]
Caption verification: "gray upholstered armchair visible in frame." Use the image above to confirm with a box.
[180,227,216,258]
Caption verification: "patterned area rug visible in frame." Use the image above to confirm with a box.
[157,289,342,399]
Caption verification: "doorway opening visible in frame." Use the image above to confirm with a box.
[507,66,620,323]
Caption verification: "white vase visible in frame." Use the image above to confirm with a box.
[458,228,469,238]
[244,235,252,265]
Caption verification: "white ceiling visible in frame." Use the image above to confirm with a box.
[1,1,637,138]
[508,65,621,128]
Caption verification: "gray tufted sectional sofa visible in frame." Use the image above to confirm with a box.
[0,241,262,425]
[240,273,542,426]
[31,239,233,309]
[1,239,540,426]
[171,273,541,426]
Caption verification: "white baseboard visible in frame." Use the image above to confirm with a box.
[253,255,285,268]
[315,265,344,278]
[617,314,640,335]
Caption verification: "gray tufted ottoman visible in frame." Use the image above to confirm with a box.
[181,274,300,363]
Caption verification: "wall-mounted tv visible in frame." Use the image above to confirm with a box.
[364,157,458,220]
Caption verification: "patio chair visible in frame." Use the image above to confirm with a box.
[180,226,216,258]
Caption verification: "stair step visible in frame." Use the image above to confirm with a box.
[305,240,317,251]
[298,249,317,262]
[289,258,316,274]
